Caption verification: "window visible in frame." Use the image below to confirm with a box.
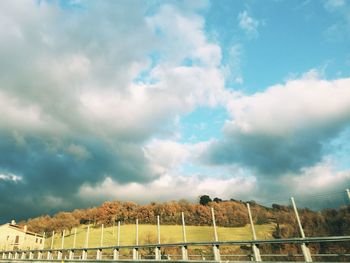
[15,236,19,244]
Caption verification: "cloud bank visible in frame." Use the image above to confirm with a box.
[0,0,230,221]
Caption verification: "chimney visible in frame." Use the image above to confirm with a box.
[11,220,16,225]
[24,225,27,232]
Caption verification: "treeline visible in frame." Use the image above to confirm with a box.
[24,199,250,234]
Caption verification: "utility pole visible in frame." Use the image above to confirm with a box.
[247,203,262,261]
[291,197,312,262]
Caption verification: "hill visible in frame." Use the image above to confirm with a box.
[47,223,275,249]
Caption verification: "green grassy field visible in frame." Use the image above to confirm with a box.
[46,223,275,249]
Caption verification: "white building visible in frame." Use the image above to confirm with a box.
[0,221,44,251]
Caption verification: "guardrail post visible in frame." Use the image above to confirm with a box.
[181,212,188,260]
[291,197,313,262]
[82,249,88,260]
[96,248,102,260]
[211,207,221,261]
[212,245,220,261]
[247,203,262,261]
[181,246,188,260]
[113,248,119,260]
[155,246,161,260]
[69,249,74,260]
[132,248,139,260]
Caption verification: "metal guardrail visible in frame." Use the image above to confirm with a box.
[2,193,350,262]
[0,235,349,262]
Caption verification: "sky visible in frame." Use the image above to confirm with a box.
[0,0,350,223]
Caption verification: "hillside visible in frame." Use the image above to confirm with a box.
[47,223,275,249]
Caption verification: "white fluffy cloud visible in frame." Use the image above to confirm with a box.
[0,1,227,140]
[78,173,257,204]
[226,75,350,137]
[281,160,350,195]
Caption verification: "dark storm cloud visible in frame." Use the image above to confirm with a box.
[0,0,159,223]
[204,128,333,176]
[0,132,155,222]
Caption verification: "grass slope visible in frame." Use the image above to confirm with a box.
[47,224,275,249]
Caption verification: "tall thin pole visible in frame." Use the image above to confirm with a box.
[61,230,65,249]
[100,224,104,247]
[157,215,161,244]
[73,228,77,249]
[291,197,305,238]
[155,215,161,260]
[85,225,90,248]
[346,189,350,203]
[114,221,121,260]
[247,203,257,240]
[117,221,121,246]
[211,207,218,242]
[133,219,139,260]
[291,197,313,262]
[135,219,139,246]
[210,207,221,261]
[246,203,262,261]
[50,231,55,249]
[181,212,188,260]
[181,212,187,242]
